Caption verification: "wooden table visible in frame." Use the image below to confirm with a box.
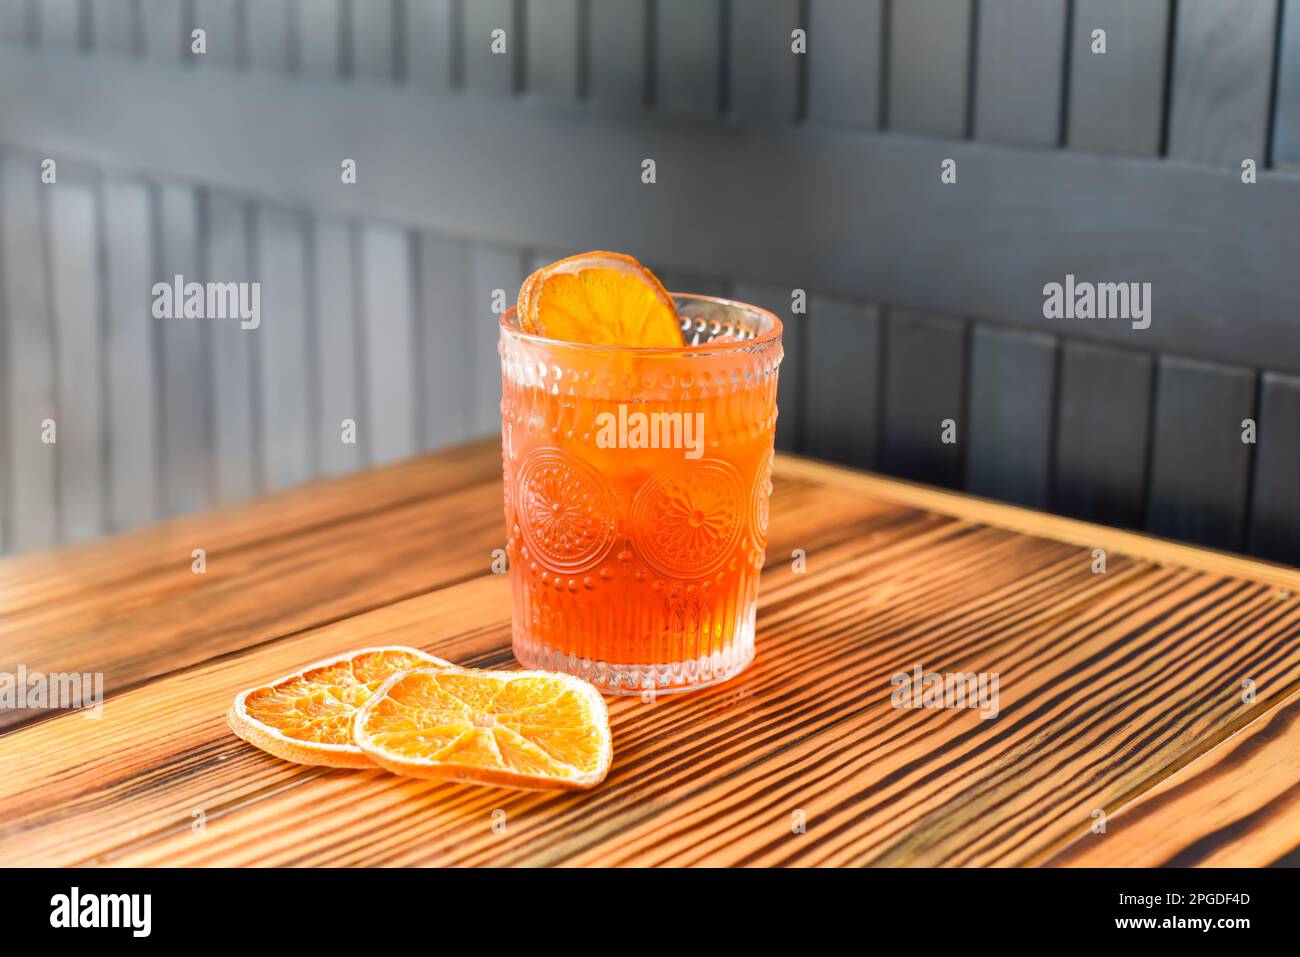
[3,438,1299,867]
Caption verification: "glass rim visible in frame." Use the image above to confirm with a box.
[499,292,784,356]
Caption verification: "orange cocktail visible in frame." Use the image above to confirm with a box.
[500,293,782,693]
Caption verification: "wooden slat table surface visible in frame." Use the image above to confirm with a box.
[2,438,1299,867]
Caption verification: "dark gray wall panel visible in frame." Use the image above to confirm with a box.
[468,245,525,436]
[256,205,313,488]
[419,234,474,448]
[1272,0,1300,166]
[314,218,364,475]
[965,326,1057,508]
[1146,357,1255,550]
[1248,373,1300,564]
[193,0,240,67]
[353,0,397,81]
[464,0,519,94]
[9,53,1300,375]
[359,224,417,462]
[882,311,966,488]
[1067,0,1169,155]
[246,0,291,72]
[48,179,105,542]
[526,0,581,101]
[157,183,212,516]
[975,0,1067,147]
[299,0,343,76]
[728,0,801,122]
[406,0,455,91]
[734,282,803,453]
[655,0,721,116]
[41,0,80,49]
[589,0,646,108]
[1167,0,1278,166]
[888,0,971,136]
[1,154,58,551]
[0,1,30,45]
[100,177,160,533]
[207,191,258,503]
[806,297,880,469]
[1053,341,1151,527]
[807,0,881,129]
[141,0,184,63]
[90,0,138,55]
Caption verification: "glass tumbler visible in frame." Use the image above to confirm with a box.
[499,294,782,693]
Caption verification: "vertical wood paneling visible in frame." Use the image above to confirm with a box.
[1146,357,1256,550]
[406,0,454,90]
[733,282,803,452]
[157,183,211,516]
[100,178,159,533]
[47,179,104,542]
[206,191,258,503]
[41,0,82,49]
[255,205,312,489]
[965,327,1057,508]
[246,0,291,71]
[468,245,525,436]
[728,0,801,122]
[417,234,473,448]
[313,218,363,474]
[1067,0,1170,155]
[90,0,139,55]
[807,0,882,128]
[1060,1,1170,531]
[588,0,645,107]
[806,297,880,468]
[140,0,184,62]
[0,1,31,45]
[353,0,396,81]
[526,0,580,100]
[299,0,342,75]
[881,311,965,488]
[1,155,58,551]
[463,0,519,94]
[888,0,972,136]
[1275,0,1300,165]
[655,0,721,115]
[1248,373,1300,564]
[1167,0,1278,166]
[359,225,417,462]
[193,0,241,67]
[1054,341,1151,527]
[975,0,1068,146]
[656,269,729,299]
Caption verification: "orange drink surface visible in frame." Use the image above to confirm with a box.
[500,287,782,694]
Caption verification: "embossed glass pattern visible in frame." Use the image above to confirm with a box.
[500,295,782,693]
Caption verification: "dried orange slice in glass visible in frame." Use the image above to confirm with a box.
[353,666,613,790]
[517,250,683,347]
[228,646,451,768]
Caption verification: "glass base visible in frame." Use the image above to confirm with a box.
[513,625,755,695]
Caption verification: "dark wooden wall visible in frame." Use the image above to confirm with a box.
[0,0,1298,566]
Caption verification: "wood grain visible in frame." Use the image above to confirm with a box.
[3,441,1299,867]
[1047,687,1300,866]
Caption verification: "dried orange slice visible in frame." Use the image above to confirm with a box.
[228,646,451,768]
[353,666,613,790]
[517,250,683,347]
